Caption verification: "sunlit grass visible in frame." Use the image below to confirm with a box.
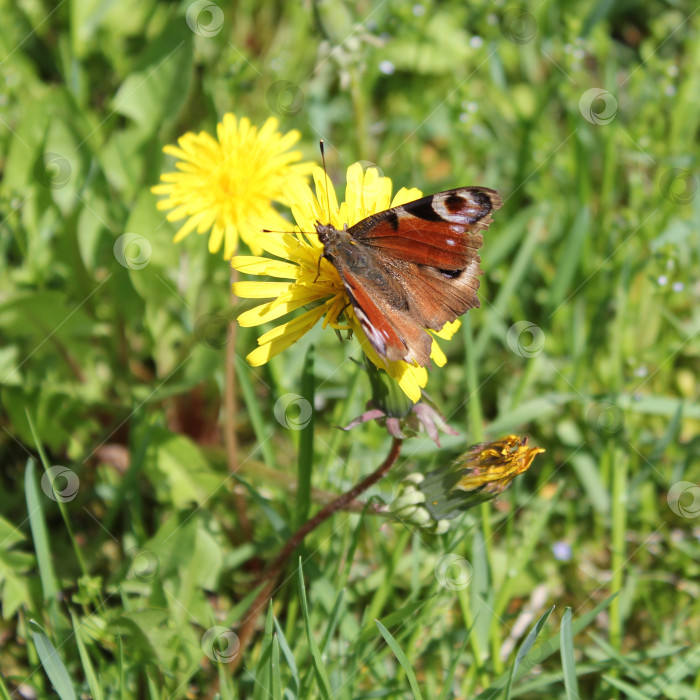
[1,1,699,698]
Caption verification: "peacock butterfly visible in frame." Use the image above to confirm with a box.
[316,183,502,367]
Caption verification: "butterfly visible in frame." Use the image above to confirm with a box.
[316,186,502,367]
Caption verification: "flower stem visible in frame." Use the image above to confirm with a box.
[227,267,252,541]
[463,317,498,673]
[229,437,403,672]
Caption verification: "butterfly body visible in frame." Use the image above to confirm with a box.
[316,187,502,366]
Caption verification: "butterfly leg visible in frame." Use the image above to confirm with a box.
[313,253,323,283]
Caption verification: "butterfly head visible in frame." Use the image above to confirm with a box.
[315,220,349,248]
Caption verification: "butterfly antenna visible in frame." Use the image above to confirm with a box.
[320,140,332,224]
[262,228,319,236]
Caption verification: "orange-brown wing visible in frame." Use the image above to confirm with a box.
[393,256,483,332]
[339,263,433,366]
[347,187,501,270]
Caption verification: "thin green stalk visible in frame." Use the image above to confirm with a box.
[464,317,499,676]
[350,66,369,159]
[508,353,540,412]
[26,411,89,580]
[296,345,316,528]
[463,316,485,442]
[323,362,363,469]
[457,587,489,691]
[609,442,629,656]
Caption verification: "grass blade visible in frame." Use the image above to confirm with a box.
[24,459,58,600]
[297,558,332,699]
[560,608,578,700]
[603,674,654,699]
[29,620,77,700]
[253,601,275,700]
[504,605,555,700]
[0,675,12,700]
[26,411,88,578]
[375,619,424,700]
[236,355,276,467]
[273,615,300,697]
[547,206,591,310]
[474,592,620,699]
[71,611,104,700]
[320,587,346,653]
[271,632,282,700]
[296,344,315,527]
[437,637,470,700]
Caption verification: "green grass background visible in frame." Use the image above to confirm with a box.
[1,0,699,698]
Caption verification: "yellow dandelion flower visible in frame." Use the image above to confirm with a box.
[152,114,312,259]
[232,163,461,403]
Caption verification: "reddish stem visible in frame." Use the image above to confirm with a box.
[229,437,403,672]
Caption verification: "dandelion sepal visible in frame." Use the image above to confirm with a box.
[389,436,545,530]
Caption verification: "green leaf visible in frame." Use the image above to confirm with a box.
[114,608,187,669]
[139,510,198,580]
[296,344,315,528]
[437,637,470,700]
[254,602,275,700]
[29,620,78,700]
[547,206,591,310]
[375,619,424,700]
[358,596,430,644]
[0,514,26,549]
[485,394,578,436]
[71,611,104,700]
[602,674,654,699]
[271,632,282,700]
[142,426,221,508]
[24,459,58,600]
[0,672,13,700]
[235,356,277,468]
[273,615,300,697]
[504,605,555,700]
[475,593,620,699]
[297,558,332,699]
[112,18,193,137]
[560,608,578,700]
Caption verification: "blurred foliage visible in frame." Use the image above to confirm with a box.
[1,0,699,698]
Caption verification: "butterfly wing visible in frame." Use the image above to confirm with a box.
[324,187,501,366]
[347,187,501,270]
[338,262,433,366]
